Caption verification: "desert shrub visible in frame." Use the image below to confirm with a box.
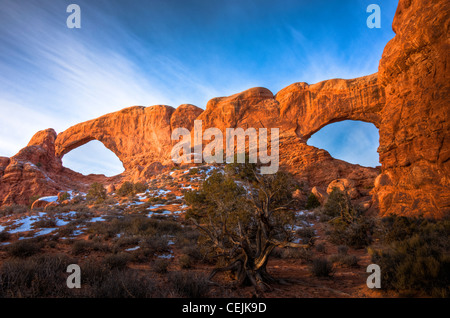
[57,224,77,237]
[330,254,359,267]
[133,182,148,194]
[117,181,134,197]
[0,204,28,216]
[154,219,182,233]
[152,258,170,274]
[281,247,312,262]
[0,231,11,242]
[140,235,169,254]
[62,202,91,214]
[113,236,140,249]
[103,253,130,271]
[168,272,209,298]
[323,187,357,219]
[380,215,435,244]
[370,216,450,297]
[103,197,118,205]
[181,245,203,261]
[315,243,326,253]
[281,247,301,259]
[0,254,75,298]
[128,247,153,263]
[7,240,42,258]
[117,181,148,197]
[87,216,181,242]
[305,193,321,210]
[87,218,127,239]
[86,182,107,203]
[179,254,193,269]
[176,228,200,247]
[328,216,375,249]
[95,270,160,298]
[71,240,110,255]
[337,245,349,255]
[188,168,199,175]
[296,226,316,245]
[80,261,158,298]
[323,188,374,249]
[310,258,334,277]
[33,218,57,228]
[58,192,71,202]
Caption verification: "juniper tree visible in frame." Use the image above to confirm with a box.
[185,164,307,293]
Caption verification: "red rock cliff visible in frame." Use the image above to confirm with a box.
[0,0,448,218]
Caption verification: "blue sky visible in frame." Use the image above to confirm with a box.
[0,0,397,175]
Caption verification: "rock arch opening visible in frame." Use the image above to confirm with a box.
[61,140,125,177]
[306,120,380,168]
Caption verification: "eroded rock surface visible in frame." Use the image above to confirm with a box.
[0,0,448,218]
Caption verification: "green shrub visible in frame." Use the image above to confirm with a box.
[370,216,450,297]
[188,168,199,175]
[323,187,374,249]
[305,193,321,210]
[117,181,134,197]
[133,182,148,194]
[58,192,71,202]
[117,181,148,197]
[323,187,357,220]
[86,183,107,203]
[328,216,374,249]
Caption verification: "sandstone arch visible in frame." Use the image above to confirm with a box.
[275,73,385,140]
[55,104,204,173]
[1,0,448,218]
[55,105,176,171]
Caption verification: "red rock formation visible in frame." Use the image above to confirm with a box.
[55,105,176,170]
[0,129,120,206]
[276,73,384,140]
[373,0,450,218]
[0,0,448,218]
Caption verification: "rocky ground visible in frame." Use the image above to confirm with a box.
[0,164,398,298]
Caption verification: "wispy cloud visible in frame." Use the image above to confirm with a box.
[0,0,395,174]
